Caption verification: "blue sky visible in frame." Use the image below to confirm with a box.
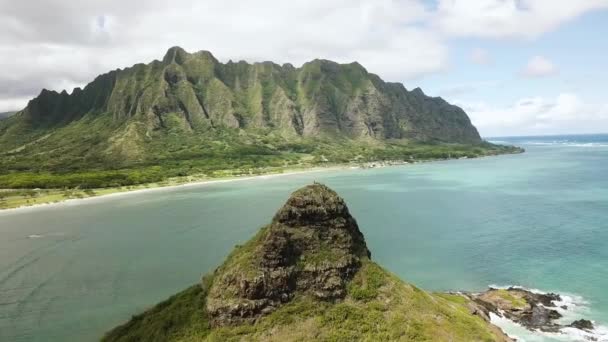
[415,4,608,136]
[420,10,608,105]
[0,0,607,136]
[421,9,608,100]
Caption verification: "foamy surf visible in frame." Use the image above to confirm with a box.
[520,141,608,147]
[487,285,608,341]
[487,138,608,148]
[487,140,512,145]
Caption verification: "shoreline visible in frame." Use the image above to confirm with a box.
[0,150,524,213]
[0,165,352,214]
[453,285,608,342]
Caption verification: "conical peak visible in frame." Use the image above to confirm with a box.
[206,183,370,326]
[273,183,351,227]
[270,183,371,261]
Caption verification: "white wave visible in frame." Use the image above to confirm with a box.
[570,143,608,147]
[489,312,527,341]
[487,284,553,295]
[27,234,44,239]
[486,285,608,341]
[557,326,608,342]
[491,313,608,342]
[518,141,608,147]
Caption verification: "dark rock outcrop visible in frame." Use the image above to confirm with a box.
[205,183,370,326]
[570,319,595,331]
[466,287,598,336]
[473,287,563,332]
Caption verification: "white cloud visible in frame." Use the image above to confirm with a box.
[0,96,30,112]
[1,0,607,115]
[0,0,448,111]
[457,93,608,136]
[521,55,558,78]
[470,48,492,65]
[434,0,608,39]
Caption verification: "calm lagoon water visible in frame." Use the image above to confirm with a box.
[1,134,607,341]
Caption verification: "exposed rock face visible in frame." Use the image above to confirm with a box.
[205,183,370,326]
[473,287,563,332]
[9,47,481,144]
[467,287,598,336]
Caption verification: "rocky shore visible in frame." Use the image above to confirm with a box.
[454,287,600,341]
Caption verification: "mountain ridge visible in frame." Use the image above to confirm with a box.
[0,47,520,191]
[9,46,480,143]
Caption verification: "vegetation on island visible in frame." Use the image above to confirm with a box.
[102,184,511,341]
[104,261,509,342]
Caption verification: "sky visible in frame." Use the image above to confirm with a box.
[0,0,607,137]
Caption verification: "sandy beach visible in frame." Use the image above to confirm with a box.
[0,155,513,214]
[0,165,352,214]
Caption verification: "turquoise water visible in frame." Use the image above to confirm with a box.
[1,134,607,341]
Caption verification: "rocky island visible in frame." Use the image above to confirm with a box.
[102,184,601,341]
[103,183,513,341]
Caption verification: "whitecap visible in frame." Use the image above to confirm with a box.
[519,141,608,147]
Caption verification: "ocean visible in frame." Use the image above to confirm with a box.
[1,134,607,341]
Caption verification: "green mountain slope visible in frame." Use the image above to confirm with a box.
[0,48,519,189]
[103,184,511,342]
[0,111,16,120]
[4,47,481,143]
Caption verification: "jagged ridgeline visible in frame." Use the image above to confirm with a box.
[0,47,517,189]
[103,184,511,342]
[7,47,481,141]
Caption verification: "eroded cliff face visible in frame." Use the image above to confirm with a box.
[13,46,481,144]
[205,183,370,326]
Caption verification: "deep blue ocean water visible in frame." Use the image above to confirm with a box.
[1,134,607,341]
